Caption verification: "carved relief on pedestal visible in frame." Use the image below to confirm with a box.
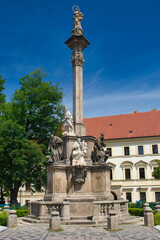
[72,165,87,184]
[72,138,87,166]
[62,107,75,136]
[71,138,88,183]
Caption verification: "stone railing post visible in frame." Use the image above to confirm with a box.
[92,203,100,221]
[29,202,31,215]
[7,210,17,227]
[61,202,70,221]
[107,210,118,230]
[39,204,46,217]
[144,206,154,227]
[4,206,10,214]
[155,205,160,214]
[143,203,149,215]
[49,211,61,231]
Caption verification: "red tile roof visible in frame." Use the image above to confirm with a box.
[83,110,160,140]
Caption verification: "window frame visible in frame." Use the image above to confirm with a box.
[107,148,112,157]
[152,145,158,154]
[138,145,144,155]
[139,167,145,179]
[124,146,130,156]
[140,192,146,202]
[126,192,132,202]
[125,168,131,180]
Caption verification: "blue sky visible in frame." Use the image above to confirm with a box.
[1,0,160,118]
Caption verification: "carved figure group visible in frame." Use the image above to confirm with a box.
[47,134,63,163]
[93,132,109,163]
[72,138,87,166]
[62,107,75,136]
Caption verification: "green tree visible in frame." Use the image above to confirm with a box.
[0,75,6,110]
[0,69,65,204]
[152,161,160,179]
[7,69,64,144]
[0,119,46,205]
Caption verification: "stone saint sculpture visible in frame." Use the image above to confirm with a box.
[72,8,84,35]
[72,138,87,166]
[62,107,75,136]
[47,134,63,163]
[93,132,109,163]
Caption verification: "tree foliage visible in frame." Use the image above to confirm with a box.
[0,119,46,204]
[152,161,160,179]
[6,69,64,144]
[0,69,65,204]
[0,75,6,110]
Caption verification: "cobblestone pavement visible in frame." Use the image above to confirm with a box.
[0,224,160,240]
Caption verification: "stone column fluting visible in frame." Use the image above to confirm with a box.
[65,8,90,136]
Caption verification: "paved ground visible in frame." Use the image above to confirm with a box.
[0,224,160,240]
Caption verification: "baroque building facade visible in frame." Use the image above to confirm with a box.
[84,110,160,203]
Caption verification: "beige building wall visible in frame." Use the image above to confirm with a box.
[106,136,160,202]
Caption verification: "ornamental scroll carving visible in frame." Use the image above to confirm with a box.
[71,51,84,67]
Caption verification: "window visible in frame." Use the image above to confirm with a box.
[110,169,113,180]
[125,169,131,180]
[25,200,30,206]
[140,192,146,202]
[139,168,145,179]
[155,192,160,202]
[107,148,112,157]
[138,146,144,155]
[126,192,132,202]
[152,145,158,154]
[124,147,130,156]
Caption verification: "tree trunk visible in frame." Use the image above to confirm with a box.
[0,187,5,204]
[10,184,20,206]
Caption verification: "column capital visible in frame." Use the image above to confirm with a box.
[71,51,84,67]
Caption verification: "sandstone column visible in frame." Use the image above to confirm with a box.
[65,8,90,136]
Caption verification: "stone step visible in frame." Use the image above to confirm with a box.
[22,217,49,224]
[63,220,96,225]
[119,217,142,225]
[71,216,92,220]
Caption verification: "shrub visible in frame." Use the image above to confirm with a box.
[154,213,160,226]
[128,203,138,208]
[16,209,29,217]
[128,208,143,216]
[0,211,7,226]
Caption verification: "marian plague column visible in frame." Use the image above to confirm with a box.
[65,7,90,136]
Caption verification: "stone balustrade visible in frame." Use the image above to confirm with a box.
[29,201,70,221]
[28,199,128,224]
[93,200,128,222]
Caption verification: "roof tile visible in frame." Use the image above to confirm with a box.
[84,110,160,139]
